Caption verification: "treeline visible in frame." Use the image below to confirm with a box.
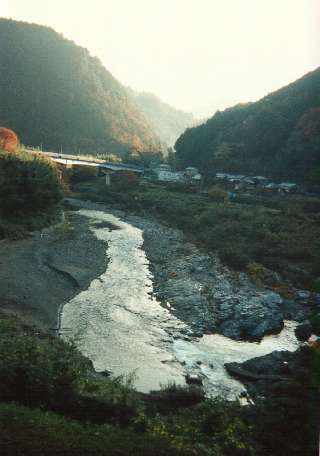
[175,67,320,184]
[0,19,162,159]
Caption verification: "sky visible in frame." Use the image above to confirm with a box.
[1,0,319,116]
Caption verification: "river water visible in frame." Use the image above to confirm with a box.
[61,208,300,399]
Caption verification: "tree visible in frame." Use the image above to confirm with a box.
[0,127,19,152]
[214,142,232,160]
[208,185,228,202]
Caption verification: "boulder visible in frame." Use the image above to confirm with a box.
[295,321,312,341]
[248,318,284,340]
[219,291,284,341]
[225,348,309,400]
[220,321,242,339]
[225,362,288,382]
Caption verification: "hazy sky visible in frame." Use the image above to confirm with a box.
[2,0,319,115]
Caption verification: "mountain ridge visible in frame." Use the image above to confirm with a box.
[130,89,195,149]
[0,18,163,159]
[175,66,320,183]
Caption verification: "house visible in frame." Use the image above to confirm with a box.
[238,178,255,191]
[278,182,297,193]
[155,164,203,185]
[189,172,203,186]
[252,176,269,186]
[213,168,299,195]
[192,173,202,182]
[158,163,172,172]
[264,182,297,193]
[157,169,186,183]
[185,167,199,177]
[216,173,230,180]
[265,182,279,191]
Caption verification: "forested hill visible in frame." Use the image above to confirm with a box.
[0,19,162,158]
[175,67,320,184]
[130,90,195,148]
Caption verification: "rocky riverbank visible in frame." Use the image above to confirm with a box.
[59,200,301,398]
[225,346,314,401]
[124,213,310,341]
[63,198,313,342]
[2,195,313,345]
[1,196,309,398]
[0,209,107,329]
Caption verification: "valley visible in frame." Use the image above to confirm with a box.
[0,9,319,455]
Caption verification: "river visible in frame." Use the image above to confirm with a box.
[61,208,300,399]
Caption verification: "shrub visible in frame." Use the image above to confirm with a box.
[0,127,19,152]
[0,331,88,409]
[208,185,228,202]
[147,383,205,414]
[219,244,250,270]
[112,171,139,191]
[0,149,63,216]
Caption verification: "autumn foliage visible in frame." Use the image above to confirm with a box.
[208,185,228,202]
[0,127,19,152]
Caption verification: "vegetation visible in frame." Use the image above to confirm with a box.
[175,67,320,184]
[0,127,19,152]
[208,185,228,202]
[74,178,320,289]
[0,311,318,455]
[131,89,195,149]
[0,18,163,159]
[0,147,63,238]
[111,171,140,191]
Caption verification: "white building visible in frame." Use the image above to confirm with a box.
[157,170,186,183]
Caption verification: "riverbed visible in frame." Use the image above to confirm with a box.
[61,206,300,399]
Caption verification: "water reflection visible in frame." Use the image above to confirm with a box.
[62,209,187,392]
[174,321,299,398]
[62,208,300,398]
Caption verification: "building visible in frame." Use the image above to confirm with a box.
[214,171,299,195]
[185,167,199,177]
[278,182,297,193]
[157,169,186,183]
[158,163,172,172]
[155,165,203,185]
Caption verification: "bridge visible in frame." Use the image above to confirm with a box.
[25,149,145,174]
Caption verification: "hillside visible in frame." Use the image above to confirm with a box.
[175,67,320,183]
[0,19,162,158]
[131,90,195,148]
